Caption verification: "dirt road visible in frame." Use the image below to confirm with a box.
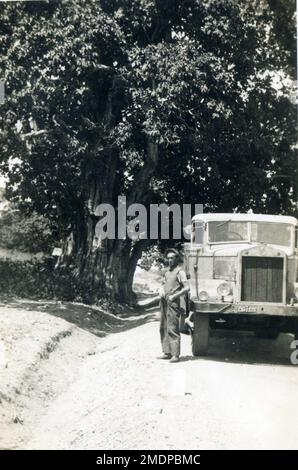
[1,302,298,450]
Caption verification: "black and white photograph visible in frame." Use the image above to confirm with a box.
[0,0,297,454]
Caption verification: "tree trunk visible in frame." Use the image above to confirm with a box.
[58,72,158,305]
[58,143,157,303]
[60,218,151,304]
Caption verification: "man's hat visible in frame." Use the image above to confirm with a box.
[164,248,180,258]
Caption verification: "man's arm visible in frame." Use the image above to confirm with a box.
[185,311,194,330]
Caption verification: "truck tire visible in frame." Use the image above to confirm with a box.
[192,313,210,356]
[254,328,279,340]
[293,320,298,341]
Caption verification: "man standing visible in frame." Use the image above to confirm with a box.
[158,248,190,363]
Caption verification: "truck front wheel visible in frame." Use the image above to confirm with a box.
[192,313,210,356]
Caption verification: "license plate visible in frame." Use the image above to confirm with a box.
[237,306,257,313]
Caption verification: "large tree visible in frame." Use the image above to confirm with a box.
[0,0,296,303]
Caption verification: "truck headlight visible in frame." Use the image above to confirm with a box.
[217,282,231,297]
[198,290,208,301]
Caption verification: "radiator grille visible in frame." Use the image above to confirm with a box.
[241,256,283,302]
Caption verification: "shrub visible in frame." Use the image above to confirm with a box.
[0,210,56,254]
[0,258,102,303]
[138,246,164,271]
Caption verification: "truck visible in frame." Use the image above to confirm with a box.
[184,213,298,355]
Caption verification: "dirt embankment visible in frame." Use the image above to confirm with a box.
[0,299,154,450]
[1,295,298,450]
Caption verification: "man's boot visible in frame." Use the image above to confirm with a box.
[157,353,172,359]
[169,356,179,363]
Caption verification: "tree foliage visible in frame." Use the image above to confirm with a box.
[0,0,296,300]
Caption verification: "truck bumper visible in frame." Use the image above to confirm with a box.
[191,300,298,317]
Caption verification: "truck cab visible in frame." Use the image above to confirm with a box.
[184,213,298,355]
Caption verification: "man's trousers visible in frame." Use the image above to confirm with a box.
[159,298,181,357]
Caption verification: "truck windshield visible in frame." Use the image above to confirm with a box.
[251,222,292,247]
[208,221,293,246]
[208,221,249,243]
